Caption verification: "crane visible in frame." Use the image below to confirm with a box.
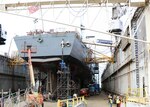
[0,0,147,11]
[20,45,44,106]
[9,55,26,66]
[85,48,114,64]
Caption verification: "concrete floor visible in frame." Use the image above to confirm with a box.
[86,92,116,107]
[43,91,119,107]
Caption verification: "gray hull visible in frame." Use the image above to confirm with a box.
[14,31,88,62]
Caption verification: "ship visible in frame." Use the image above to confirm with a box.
[14,30,94,99]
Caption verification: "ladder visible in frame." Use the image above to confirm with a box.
[133,21,140,89]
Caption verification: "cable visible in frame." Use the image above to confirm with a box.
[67,5,88,17]
[89,6,103,28]
[8,37,14,58]
[0,9,149,44]
[66,0,88,13]
[89,0,107,28]
[69,5,87,24]
[66,0,89,17]
[54,7,66,21]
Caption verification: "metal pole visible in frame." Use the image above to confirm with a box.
[61,39,64,71]
[40,5,44,31]
[27,46,35,87]
[1,89,4,107]
[17,89,20,107]
[147,44,150,99]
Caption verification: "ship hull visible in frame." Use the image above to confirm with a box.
[14,32,87,62]
[14,31,92,98]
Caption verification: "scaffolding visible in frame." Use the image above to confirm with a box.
[57,71,71,99]
[57,68,79,99]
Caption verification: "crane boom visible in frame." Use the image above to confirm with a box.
[83,41,115,47]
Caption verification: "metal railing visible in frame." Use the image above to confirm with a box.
[0,88,42,107]
[57,96,87,107]
[127,88,147,97]
[126,88,149,104]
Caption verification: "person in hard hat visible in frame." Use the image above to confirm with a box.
[116,96,121,107]
[37,89,44,107]
[73,93,77,99]
[108,94,113,107]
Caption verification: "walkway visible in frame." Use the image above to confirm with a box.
[86,91,116,107]
[43,91,118,107]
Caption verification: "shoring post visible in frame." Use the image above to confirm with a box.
[1,89,4,107]
[17,89,20,107]
[9,89,11,98]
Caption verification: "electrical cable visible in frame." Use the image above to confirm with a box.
[66,0,88,12]
[89,0,107,28]
[70,5,86,24]
[66,0,89,17]
[54,7,66,21]
[89,6,103,28]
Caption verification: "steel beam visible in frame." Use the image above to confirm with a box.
[1,0,147,9]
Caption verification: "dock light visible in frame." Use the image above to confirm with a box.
[60,39,71,72]
[61,39,71,47]
[61,40,65,48]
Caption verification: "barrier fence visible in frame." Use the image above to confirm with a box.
[57,96,87,107]
[0,88,43,107]
[126,88,149,105]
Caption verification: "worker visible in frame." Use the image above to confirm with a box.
[48,91,52,100]
[116,96,121,107]
[108,94,113,107]
[62,102,67,107]
[0,97,4,107]
[73,93,77,99]
[37,91,44,107]
[113,95,117,104]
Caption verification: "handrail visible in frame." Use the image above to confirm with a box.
[57,96,86,107]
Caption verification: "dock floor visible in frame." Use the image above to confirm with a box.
[43,91,120,107]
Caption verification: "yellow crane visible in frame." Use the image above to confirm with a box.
[85,48,114,64]
[8,53,26,66]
